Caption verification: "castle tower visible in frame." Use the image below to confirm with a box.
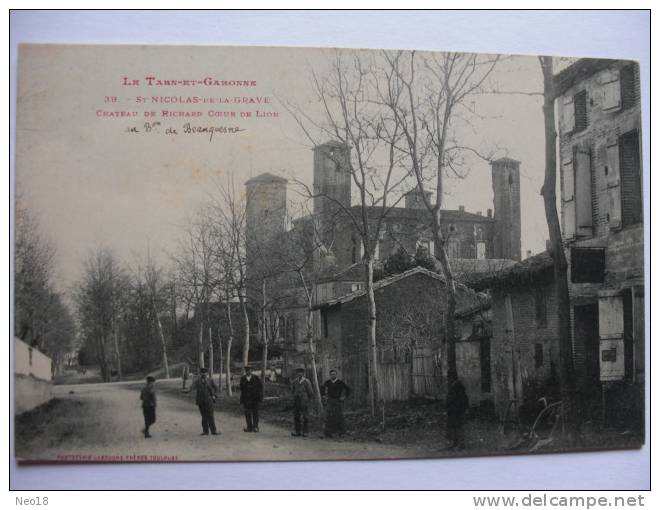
[491,157,521,261]
[313,141,351,247]
[245,172,288,280]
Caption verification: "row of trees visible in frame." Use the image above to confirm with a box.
[14,203,75,371]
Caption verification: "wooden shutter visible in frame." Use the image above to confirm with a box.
[605,139,622,229]
[598,293,625,381]
[601,69,621,111]
[562,155,576,239]
[562,96,575,133]
[575,149,593,236]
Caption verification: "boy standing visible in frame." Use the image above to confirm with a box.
[140,375,157,438]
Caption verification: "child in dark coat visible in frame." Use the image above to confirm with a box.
[140,376,157,438]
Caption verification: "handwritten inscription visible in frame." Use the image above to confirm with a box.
[126,122,246,142]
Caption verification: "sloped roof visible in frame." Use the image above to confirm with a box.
[468,251,554,291]
[316,262,364,283]
[554,58,635,98]
[312,265,471,310]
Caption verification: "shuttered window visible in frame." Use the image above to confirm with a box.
[619,130,642,228]
[574,91,588,132]
[598,293,625,381]
[601,69,621,111]
[562,96,575,133]
[605,140,622,229]
[620,64,638,110]
[562,155,576,239]
[575,148,593,236]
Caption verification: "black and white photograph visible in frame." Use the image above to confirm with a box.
[11,14,647,472]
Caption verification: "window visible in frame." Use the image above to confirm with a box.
[619,130,642,228]
[447,238,461,259]
[571,247,606,283]
[476,242,486,260]
[605,139,622,229]
[534,343,544,369]
[601,70,622,111]
[574,90,588,132]
[574,147,593,237]
[620,65,637,110]
[535,287,547,328]
[416,238,434,256]
[561,155,576,239]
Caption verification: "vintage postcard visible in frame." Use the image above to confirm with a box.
[13,43,645,463]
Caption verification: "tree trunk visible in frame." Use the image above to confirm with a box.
[208,325,214,378]
[153,302,170,379]
[217,326,223,391]
[225,296,234,396]
[431,224,458,384]
[307,308,324,413]
[364,257,378,416]
[198,321,205,369]
[97,333,108,382]
[540,56,578,441]
[111,315,123,380]
[261,280,268,383]
[238,292,250,367]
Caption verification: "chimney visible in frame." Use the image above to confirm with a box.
[458,205,465,213]
[487,208,492,218]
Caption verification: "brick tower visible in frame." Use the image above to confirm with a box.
[313,141,352,247]
[245,172,288,281]
[491,157,521,261]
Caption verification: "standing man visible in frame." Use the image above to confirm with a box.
[140,375,157,438]
[446,378,469,450]
[321,369,351,438]
[239,365,263,432]
[185,367,220,436]
[290,367,314,437]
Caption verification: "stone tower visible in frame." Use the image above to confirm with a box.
[245,172,288,280]
[313,141,351,246]
[491,157,521,261]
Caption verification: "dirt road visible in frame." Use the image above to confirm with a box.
[15,380,431,463]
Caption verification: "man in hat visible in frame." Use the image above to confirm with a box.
[446,378,469,450]
[140,375,157,438]
[321,369,351,438]
[185,367,219,435]
[239,365,263,432]
[290,367,314,437]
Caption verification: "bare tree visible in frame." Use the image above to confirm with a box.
[172,211,217,372]
[379,50,499,387]
[144,256,172,379]
[209,177,252,370]
[539,56,577,441]
[283,49,411,414]
[75,247,127,382]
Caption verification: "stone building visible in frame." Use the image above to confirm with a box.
[312,267,483,404]
[470,253,560,422]
[243,140,523,382]
[555,58,644,430]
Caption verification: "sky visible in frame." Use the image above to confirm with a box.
[16,44,552,295]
